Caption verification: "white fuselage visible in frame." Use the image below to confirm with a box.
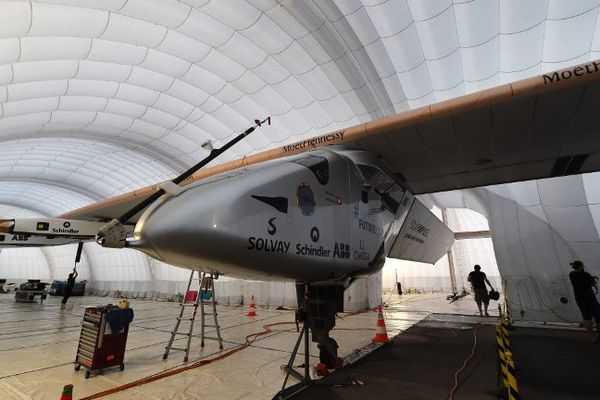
[130,150,412,282]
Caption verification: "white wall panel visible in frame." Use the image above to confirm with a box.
[275,41,318,75]
[0,248,51,280]
[83,244,152,295]
[544,8,598,62]
[157,30,210,64]
[119,0,190,29]
[366,0,412,38]
[461,38,499,82]
[101,13,167,48]
[546,0,600,19]
[397,62,433,100]
[242,13,293,54]
[428,49,462,91]
[202,0,261,31]
[13,60,78,83]
[382,25,425,73]
[179,8,233,47]
[58,96,106,112]
[407,0,452,21]
[418,12,457,57]
[21,37,91,62]
[67,79,119,97]
[544,206,599,242]
[500,23,545,72]
[29,3,108,37]
[0,204,44,218]
[538,175,587,206]
[358,40,396,81]
[43,244,91,282]
[455,0,498,47]
[3,97,59,117]
[76,61,131,82]
[88,39,146,65]
[499,0,547,34]
[0,2,31,38]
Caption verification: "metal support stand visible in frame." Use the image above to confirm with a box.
[273,283,355,400]
[282,327,304,388]
[274,283,312,400]
[303,283,310,383]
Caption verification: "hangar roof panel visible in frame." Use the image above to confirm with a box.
[0,0,597,220]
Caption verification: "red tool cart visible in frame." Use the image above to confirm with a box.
[74,305,133,378]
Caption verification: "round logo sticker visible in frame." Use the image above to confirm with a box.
[310,226,320,242]
[296,183,316,216]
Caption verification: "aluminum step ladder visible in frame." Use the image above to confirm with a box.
[198,273,223,350]
[163,271,223,362]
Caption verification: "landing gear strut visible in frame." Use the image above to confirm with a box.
[273,282,348,400]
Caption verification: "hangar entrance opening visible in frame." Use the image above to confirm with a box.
[382,207,501,297]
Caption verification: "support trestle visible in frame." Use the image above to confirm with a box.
[273,282,352,400]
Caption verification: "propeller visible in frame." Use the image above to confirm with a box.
[96,116,271,248]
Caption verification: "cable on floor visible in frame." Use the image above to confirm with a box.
[79,321,296,400]
[447,323,483,400]
[79,309,384,399]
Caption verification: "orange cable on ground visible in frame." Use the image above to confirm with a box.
[447,323,483,400]
[79,321,296,400]
[79,307,381,399]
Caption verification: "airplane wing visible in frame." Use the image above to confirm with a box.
[346,60,600,194]
[43,59,600,223]
[0,218,134,247]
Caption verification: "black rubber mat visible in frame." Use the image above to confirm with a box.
[294,320,600,400]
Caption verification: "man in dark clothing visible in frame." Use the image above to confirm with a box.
[467,265,495,317]
[61,270,78,310]
[569,260,600,342]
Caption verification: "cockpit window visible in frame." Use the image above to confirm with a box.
[292,155,329,185]
[357,164,397,193]
[357,164,404,213]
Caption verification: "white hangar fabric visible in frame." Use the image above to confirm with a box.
[424,174,600,323]
[1,0,600,316]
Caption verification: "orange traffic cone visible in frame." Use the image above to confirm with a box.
[247,295,257,317]
[372,306,390,343]
[60,384,73,400]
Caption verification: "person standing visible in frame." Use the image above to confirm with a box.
[60,270,78,310]
[569,260,600,343]
[468,264,495,317]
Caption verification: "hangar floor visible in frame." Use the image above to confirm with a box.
[0,291,425,399]
[0,291,529,400]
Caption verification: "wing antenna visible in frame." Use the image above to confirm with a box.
[96,117,271,248]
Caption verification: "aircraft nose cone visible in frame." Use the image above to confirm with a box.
[129,182,245,270]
